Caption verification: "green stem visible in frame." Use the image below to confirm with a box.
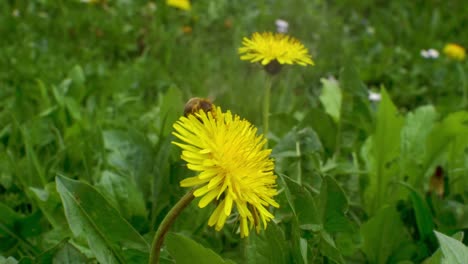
[295,141,302,185]
[149,189,195,264]
[456,63,467,107]
[263,75,273,145]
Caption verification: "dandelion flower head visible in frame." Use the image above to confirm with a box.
[443,43,466,61]
[167,0,191,11]
[172,106,279,237]
[238,32,314,67]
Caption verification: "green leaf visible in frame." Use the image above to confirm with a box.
[281,177,321,230]
[361,206,411,264]
[64,97,82,121]
[55,175,149,264]
[400,183,435,242]
[0,203,42,254]
[0,256,19,264]
[69,65,85,86]
[400,105,437,186]
[158,86,184,136]
[273,127,323,184]
[97,171,147,231]
[319,78,342,123]
[29,183,68,230]
[300,108,337,154]
[424,111,468,195]
[102,129,153,196]
[34,240,89,263]
[244,222,290,264]
[363,87,404,214]
[423,232,464,264]
[166,232,226,264]
[319,230,345,264]
[434,231,468,264]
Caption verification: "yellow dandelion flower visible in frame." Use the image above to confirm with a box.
[172,106,279,237]
[238,32,314,67]
[443,43,466,61]
[166,0,191,11]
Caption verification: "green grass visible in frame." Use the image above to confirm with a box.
[1,1,468,263]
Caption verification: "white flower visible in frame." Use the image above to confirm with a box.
[275,19,289,33]
[368,91,381,102]
[420,49,439,59]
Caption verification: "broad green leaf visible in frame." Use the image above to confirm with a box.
[29,183,68,230]
[319,230,345,264]
[423,232,464,264]
[97,171,147,231]
[400,105,437,186]
[33,240,89,263]
[244,223,290,264]
[281,177,321,230]
[166,232,226,264]
[363,88,404,214]
[339,65,374,134]
[319,78,342,123]
[300,108,337,154]
[361,206,411,264]
[102,129,153,197]
[434,231,468,264]
[55,176,149,264]
[319,177,352,234]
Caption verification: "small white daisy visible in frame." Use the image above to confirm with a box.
[275,19,289,33]
[368,91,382,102]
[420,49,439,59]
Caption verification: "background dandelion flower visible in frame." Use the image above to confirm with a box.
[238,32,314,67]
[443,43,466,61]
[172,106,279,237]
[166,0,191,11]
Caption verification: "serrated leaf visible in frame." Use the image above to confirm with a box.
[166,233,226,264]
[319,78,342,123]
[55,176,149,264]
[363,88,404,214]
[434,231,468,264]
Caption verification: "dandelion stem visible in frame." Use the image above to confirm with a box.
[263,75,273,145]
[149,189,195,264]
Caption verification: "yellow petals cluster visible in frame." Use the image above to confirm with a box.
[238,32,314,66]
[443,43,466,61]
[166,0,191,11]
[172,106,279,237]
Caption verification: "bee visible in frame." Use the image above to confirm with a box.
[183,97,215,117]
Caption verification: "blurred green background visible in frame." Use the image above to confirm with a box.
[1,1,468,263]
